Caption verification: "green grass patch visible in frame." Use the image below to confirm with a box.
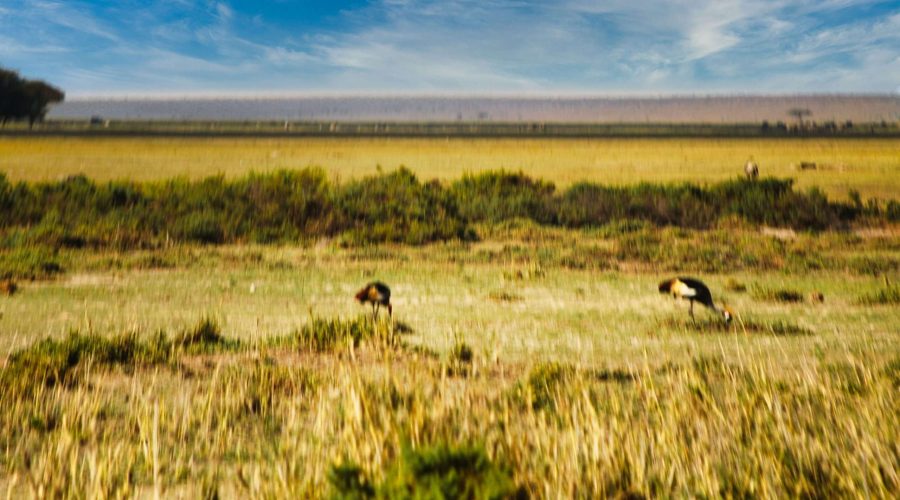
[857,286,900,305]
[0,331,170,397]
[173,316,241,353]
[750,285,805,303]
[0,247,63,280]
[329,442,520,499]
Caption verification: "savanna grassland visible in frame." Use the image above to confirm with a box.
[1,136,898,199]
[0,135,898,498]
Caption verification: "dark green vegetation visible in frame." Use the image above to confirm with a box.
[0,169,896,254]
[0,317,238,398]
[329,442,520,499]
[0,67,64,127]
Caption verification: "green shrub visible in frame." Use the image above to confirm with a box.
[520,362,574,412]
[174,316,239,352]
[330,442,519,499]
[0,247,62,280]
[451,170,556,223]
[173,210,226,244]
[338,168,471,244]
[0,331,170,397]
[0,170,884,249]
[294,316,376,352]
[328,463,375,499]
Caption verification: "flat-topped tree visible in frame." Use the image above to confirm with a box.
[787,107,812,127]
[0,66,64,127]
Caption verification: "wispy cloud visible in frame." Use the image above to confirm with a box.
[29,0,121,41]
[2,0,897,94]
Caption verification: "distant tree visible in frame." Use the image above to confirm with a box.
[787,107,812,127]
[0,66,64,127]
[22,81,64,126]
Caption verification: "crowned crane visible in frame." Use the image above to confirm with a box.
[744,158,759,180]
[355,281,392,320]
[659,277,732,323]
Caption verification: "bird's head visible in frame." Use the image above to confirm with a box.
[354,287,369,303]
[722,304,736,325]
[658,278,675,294]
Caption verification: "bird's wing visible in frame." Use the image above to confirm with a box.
[673,280,697,297]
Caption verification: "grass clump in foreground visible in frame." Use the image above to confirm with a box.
[0,330,896,497]
[0,331,170,397]
[173,316,240,352]
[284,315,401,352]
[329,442,521,499]
[0,317,241,398]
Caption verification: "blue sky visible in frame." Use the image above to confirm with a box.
[1,0,898,96]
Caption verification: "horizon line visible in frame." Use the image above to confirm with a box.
[63,90,900,101]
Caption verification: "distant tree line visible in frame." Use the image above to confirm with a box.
[0,67,64,127]
[0,169,896,250]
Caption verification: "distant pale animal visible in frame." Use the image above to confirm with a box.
[659,277,732,323]
[744,159,759,179]
[355,281,392,319]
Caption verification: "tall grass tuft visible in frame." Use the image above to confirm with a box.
[857,286,900,305]
[174,316,239,352]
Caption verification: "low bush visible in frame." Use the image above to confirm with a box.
[329,442,519,499]
[293,316,377,352]
[174,316,240,352]
[0,247,63,280]
[0,331,170,398]
[450,170,556,223]
[0,171,887,250]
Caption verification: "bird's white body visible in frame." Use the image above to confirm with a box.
[745,160,759,179]
[671,280,697,298]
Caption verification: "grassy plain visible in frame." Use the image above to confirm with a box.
[1,136,898,199]
[0,134,898,496]
[0,226,898,497]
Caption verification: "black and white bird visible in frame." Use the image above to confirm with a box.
[659,277,732,323]
[355,281,392,319]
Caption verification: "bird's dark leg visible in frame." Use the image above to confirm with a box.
[373,303,379,321]
[689,300,695,320]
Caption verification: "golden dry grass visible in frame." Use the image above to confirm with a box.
[0,236,897,497]
[1,136,898,199]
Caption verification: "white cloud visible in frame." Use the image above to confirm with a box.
[30,0,121,41]
[5,0,899,94]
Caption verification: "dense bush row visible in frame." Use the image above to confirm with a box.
[0,169,895,248]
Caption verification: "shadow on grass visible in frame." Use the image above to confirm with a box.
[659,316,813,336]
